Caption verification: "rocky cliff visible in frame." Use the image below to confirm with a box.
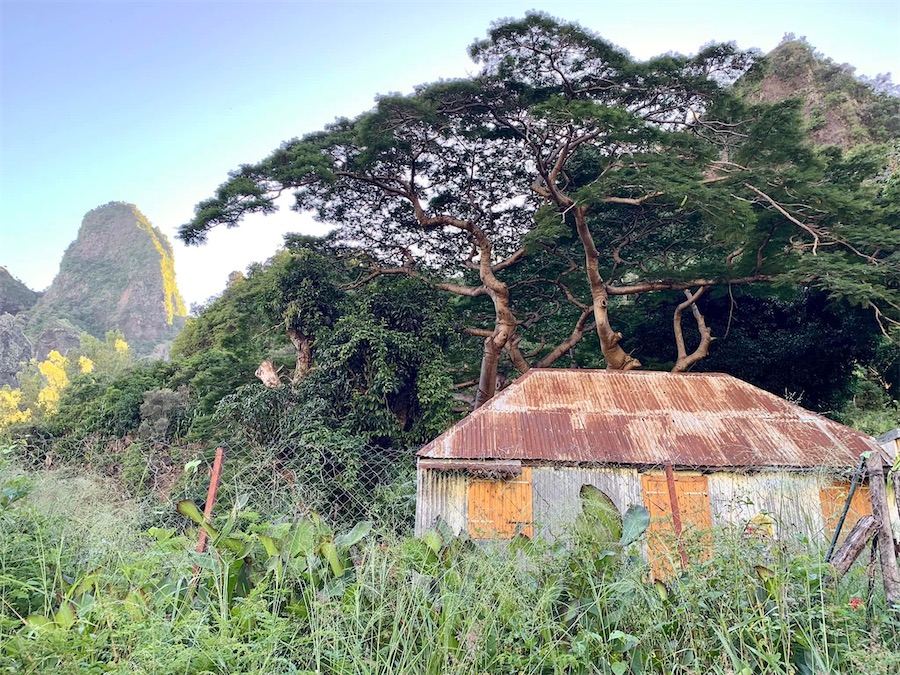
[0,314,32,387]
[740,39,899,150]
[0,267,40,316]
[28,202,187,354]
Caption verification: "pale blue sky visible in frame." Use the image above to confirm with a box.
[2,0,898,306]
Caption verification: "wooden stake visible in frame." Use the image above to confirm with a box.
[867,451,900,606]
[825,455,866,562]
[196,447,225,554]
[829,515,877,579]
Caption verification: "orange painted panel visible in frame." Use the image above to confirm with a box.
[641,472,712,580]
[468,467,534,539]
[821,481,872,545]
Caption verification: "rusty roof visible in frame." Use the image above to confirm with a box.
[419,370,877,469]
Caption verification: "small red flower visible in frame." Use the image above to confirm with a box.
[849,597,863,610]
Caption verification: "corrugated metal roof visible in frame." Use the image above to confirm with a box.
[419,370,877,468]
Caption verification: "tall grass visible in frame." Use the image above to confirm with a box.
[1,463,898,674]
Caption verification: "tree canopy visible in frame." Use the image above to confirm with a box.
[180,13,899,409]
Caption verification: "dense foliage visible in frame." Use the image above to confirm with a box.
[0,13,897,514]
[180,14,899,413]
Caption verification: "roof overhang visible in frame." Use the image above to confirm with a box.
[417,458,522,476]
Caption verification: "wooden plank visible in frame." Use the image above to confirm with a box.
[642,472,712,579]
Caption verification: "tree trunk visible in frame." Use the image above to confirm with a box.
[474,336,503,408]
[536,310,593,368]
[505,334,532,374]
[287,327,312,382]
[867,451,900,605]
[573,206,641,370]
[829,515,877,579]
[255,360,282,388]
[473,236,518,409]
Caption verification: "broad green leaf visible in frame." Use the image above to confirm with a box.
[620,505,651,547]
[123,589,148,620]
[25,614,54,631]
[654,580,669,602]
[259,534,280,558]
[177,500,208,527]
[146,527,175,542]
[334,520,372,549]
[608,629,640,653]
[422,530,443,556]
[320,541,345,577]
[288,519,317,558]
[54,601,77,630]
[576,484,622,545]
[71,569,101,598]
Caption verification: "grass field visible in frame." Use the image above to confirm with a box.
[1,460,898,675]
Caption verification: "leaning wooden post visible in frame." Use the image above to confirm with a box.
[829,515,877,580]
[867,451,900,606]
[196,446,225,554]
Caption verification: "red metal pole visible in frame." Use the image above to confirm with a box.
[664,464,689,570]
[196,446,225,554]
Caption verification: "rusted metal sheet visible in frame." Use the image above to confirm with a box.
[419,369,876,469]
[707,471,825,540]
[415,469,468,537]
[531,466,642,540]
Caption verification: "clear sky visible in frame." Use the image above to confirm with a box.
[2,0,898,308]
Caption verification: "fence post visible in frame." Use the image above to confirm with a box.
[196,447,225,554]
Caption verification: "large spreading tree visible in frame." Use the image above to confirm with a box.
[180,14,899,407]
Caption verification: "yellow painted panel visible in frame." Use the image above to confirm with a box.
[642,472,712,580]
[468,467,533,539]
[821,481,872,546]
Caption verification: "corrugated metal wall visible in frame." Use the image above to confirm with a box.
[415,469,468,536]
[532,466,642,540]
[707,472,825,541]
[417,465,865,546]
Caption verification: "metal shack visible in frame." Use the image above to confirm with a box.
[415,369,879,570]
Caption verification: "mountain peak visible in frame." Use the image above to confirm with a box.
[28,202,187,352]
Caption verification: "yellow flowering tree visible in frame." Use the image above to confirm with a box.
[3,332,135,425]
[36,350,69,416]
[0,386,31,427]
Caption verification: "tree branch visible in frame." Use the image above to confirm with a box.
[672,288,713,372]
[607,275,771,296]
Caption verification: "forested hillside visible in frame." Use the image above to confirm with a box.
[1,15,898,674]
